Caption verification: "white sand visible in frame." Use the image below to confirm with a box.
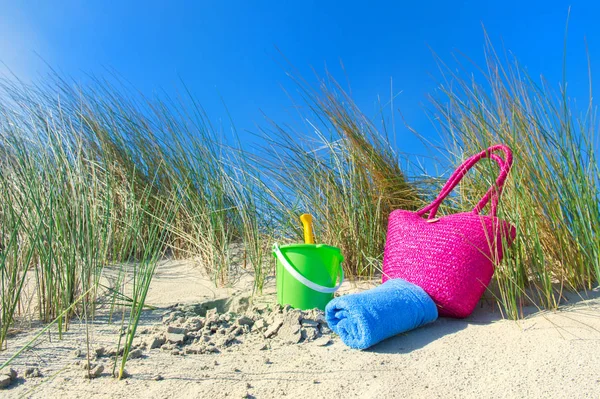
[2,260,599,398]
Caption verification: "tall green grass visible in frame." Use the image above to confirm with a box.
[0,74,263,373]
[431,38,600,318]
[258,76,420,278]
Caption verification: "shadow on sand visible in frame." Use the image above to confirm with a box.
[366,317,468,354]
[365,300,502,354]
[367,285,600,354]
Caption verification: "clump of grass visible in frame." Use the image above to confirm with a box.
[222,149,274,293]
[431,36,600,318]
[259,75,420,278]
[114,189,181,379]
[0,72,264,374]
[0,97,115,340]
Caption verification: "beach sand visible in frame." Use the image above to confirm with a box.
[1,260,599,398]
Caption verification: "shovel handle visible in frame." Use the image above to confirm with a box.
[300,214,315,244]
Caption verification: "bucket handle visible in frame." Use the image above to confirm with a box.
[273,243,344,294]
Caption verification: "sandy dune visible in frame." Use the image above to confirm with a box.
[1,260,599,398]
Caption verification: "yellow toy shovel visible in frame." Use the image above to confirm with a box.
[300,213,315,244]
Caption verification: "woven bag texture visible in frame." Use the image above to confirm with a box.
[382,145,516,318]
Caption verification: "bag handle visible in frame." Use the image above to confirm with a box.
[417,145,513,219]
[428,153,506,217]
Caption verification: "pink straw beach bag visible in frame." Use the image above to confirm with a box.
[382,144,516,318]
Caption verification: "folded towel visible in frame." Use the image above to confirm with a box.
[325,278,438,350]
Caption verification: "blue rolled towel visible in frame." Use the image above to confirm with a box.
[325,278,438,350]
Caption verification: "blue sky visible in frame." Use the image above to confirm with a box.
[1,1,599,160]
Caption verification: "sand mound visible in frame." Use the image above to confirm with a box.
[146,299,334,356]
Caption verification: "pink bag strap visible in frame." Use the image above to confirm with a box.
[429,153,506,217]
[417,145,513,219]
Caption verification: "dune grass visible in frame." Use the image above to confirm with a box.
[257,75,420,279]
[0,74,263,373]
[430,38,600,318]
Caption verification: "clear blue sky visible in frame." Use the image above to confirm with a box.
[1,1,599,159]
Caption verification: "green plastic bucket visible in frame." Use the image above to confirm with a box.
[272,243,344,311]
